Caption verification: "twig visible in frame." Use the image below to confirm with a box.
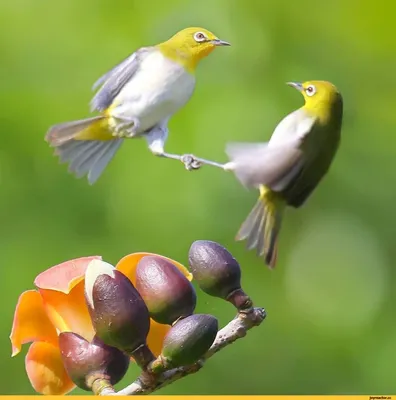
[100,307,266,396]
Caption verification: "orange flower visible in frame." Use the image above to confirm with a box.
[10,253,192,395]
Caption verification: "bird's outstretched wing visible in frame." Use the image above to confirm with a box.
[225,109,319,197]
[225,142,305,191]
[90,47,153,112]
[228,108,340,208]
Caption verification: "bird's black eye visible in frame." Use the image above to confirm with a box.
[194,31,207,42]
[305,84,316,97]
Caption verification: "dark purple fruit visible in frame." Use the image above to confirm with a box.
[84,261,150,357]
[188,240,242,299]
[136,255,197,325]
[59,333,129,391]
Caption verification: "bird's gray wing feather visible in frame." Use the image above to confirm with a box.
[225,110,319,194]
[56,138,123,185]
[226,142,305,191]
[90,47,152,112]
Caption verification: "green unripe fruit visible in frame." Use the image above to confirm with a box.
[161,314,218,367]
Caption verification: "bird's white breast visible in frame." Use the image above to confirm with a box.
[110,50,196,133]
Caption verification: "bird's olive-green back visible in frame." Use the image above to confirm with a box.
[281,81,343,207]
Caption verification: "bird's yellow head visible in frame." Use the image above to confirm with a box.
[158,27,230,73]
[287,80,343,122]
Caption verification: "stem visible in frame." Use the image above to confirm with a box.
[129,344,157,388]
[91,378,115,395]
[129,344,155,370]
[226,288,253,311]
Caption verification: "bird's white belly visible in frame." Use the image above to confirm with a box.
[109,51,196,133]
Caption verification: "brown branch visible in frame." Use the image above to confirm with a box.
[97,307,266,396]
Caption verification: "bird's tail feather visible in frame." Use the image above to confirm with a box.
[45,116,123,185]
[236,186,285,268]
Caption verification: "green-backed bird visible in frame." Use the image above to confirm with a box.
[221,80,343,268]
[45,27,230,185]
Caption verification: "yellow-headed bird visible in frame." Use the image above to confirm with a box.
[223,81,343,268]
[45,27,230,184]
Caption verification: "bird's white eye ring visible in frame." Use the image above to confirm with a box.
[194,31,207,42]
[305,85,316,96]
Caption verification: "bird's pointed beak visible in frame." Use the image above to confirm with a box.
[286,82,304,91]
[211,38,231,46]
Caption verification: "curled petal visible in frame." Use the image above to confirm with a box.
[34,256,102,293]
[25,341,75,395]
[146,319,170,357]
[116,252,193,286]
[39,282,95,341]
[10,290,58,357]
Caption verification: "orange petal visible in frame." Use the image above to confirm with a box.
[25,341,75,395]
[34,256,102,294]
[116,252,193,287]
[146,319,170,357]
[10,290,58,357]
[39,282,95,341]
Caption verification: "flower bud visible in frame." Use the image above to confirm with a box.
[84,260,151,357]
[188,240,242,299]
[135,255,197,325]
[59,332,129,392]
[188,240,253,310]
[152,314,218,371]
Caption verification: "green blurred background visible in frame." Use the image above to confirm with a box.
[1,0,395,395]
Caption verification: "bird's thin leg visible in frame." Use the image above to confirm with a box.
[180,154,229,170]
[145,124,231,171]
[154,152,181,161]
[154,152,230,171]
[152,151,195,170]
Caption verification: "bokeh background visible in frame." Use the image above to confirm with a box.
[1,0,396,395]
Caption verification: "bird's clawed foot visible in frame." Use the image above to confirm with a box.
[152,150,227,172]
[181,154,229,171]
[112,117,141,138]
[181,154,202,170]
